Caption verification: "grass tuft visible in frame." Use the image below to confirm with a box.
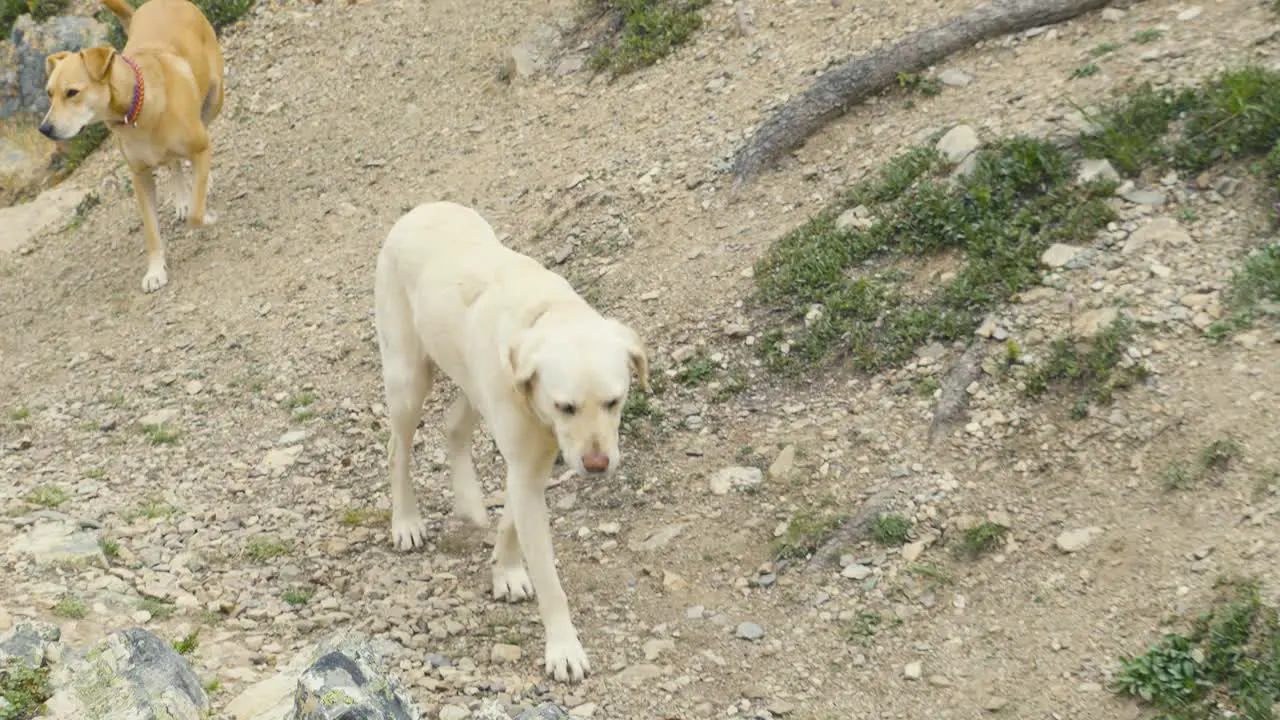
[870,514,911,546]
[772,508,844,561]
[52,595,86,619]
[24,485,68,508]
[0,660,52,720]
[1163,437,1242,491]
[1115,580,1280,719]
[244,536,292,562]
[172,630,199,656]
[282,588,314,606]
[1023,320,1148,417]
[588,0,709,75]
[959,521,1008,559]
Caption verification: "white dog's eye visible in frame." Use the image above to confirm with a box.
[555,402,578,416]
[66,89,79,98]
[604,398,620,411]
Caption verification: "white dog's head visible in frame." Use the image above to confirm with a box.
[504,316,649,476]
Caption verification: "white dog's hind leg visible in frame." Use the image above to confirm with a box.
[444,396,487,528]
[492,507,533,602]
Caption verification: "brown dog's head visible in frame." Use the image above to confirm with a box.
[40,47,117,141]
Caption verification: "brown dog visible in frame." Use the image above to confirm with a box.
[41,0,225,293]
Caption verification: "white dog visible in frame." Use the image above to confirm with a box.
[373,201,649,683]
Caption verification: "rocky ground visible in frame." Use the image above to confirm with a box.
[3,0,1280,718]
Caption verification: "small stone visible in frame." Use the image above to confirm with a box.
[904,661,923,680]
[841,564,873,580]
[491,643,522,664]
[569,703,598,718]
[1176,6,1202,20]
[710,466,763,495]
[1040,243,1083,269]
[1072,308,1119,338]
[767,700,797,715]
[983,696,1010,712]
[1100,7,1126,21]
[1120,188,1168,206]
[643,638,674,661]
[936,125,980,164]
[735,622,764,641]
[137,408,179,427]
[277,430,308,446]
[1077,158,1120,184]
[1125,217,1191,254]
[937,68,972,87]
[902,539,930,563]
[768,445,796,479]
[1056,527,1104,553]
[614,663,663,688]
[440,705,471,720]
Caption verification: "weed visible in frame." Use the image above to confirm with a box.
[1071,63,1101,79]
[1162,461,1197,491]
[675,353,715,386]
[906,563,951,584]
[285,392,315,410]
[194,0,255,32]
[772,509,844,561]
[8,407,30,421]
[138,598,175,620]
[1023,320,1147,416]
[620,382,662,435]
[1132,28,1165,44]
[896,72,942,97]
[589,0,709,75]
[98,537,120,560]
[282,588,314,606]
[1090,42,1123,58]
[339,507,390,527]
[1115,580,1280,719]
[756,137,1116,374]
[203,677,222,693]
[1163,437,1242,490]
[244,536,291,562]
[960,522,1008,559]
[52,595,86,619]
[842,611,884,646]
[711,370,748,402]
[1200,437,1240,473]
[24,485,68,508]
[0,660,51,720]
[141,423,180,445]
[64,192,100,232]
[127,499,176,521]
[83,468,106,480]
[1229,244,1280,308]
[917,377,939,397]
[870,514,911,546]
[172,630,199,656]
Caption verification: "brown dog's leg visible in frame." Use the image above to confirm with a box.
[187,143,216,228]
[129,165,167,293]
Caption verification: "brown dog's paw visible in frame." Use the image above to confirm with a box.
[187,209,217,228]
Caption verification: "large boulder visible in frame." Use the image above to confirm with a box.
[44,627,208,720]
[1,13,108,119]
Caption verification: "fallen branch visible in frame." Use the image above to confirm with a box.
[928,341,986,446]
[806,487,894,570]
[730,0,1113,190]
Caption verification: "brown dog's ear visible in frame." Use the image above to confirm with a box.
[80,47,117,82]
[613,321,650,393]
[45,51,71,79]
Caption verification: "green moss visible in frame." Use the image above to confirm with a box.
[589,0,709,75]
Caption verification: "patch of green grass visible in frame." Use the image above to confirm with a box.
[711,370,748,402]
[24,485,68,508]
[83,468,106,480]
[203,677,222,694]
[1200,437,1241,473]
[896,72,942,97]
[194,0,255,33]
[282,588,314,606]
[1162,461,1197,491]
[127,499,176,521]
[0,660,52,720]
[675,353,715,386]
[64,192,101,233]
[52,595,86,619]
[172,630,199,656]
[8,406,30,421]
[285,392,315,410]
[1090,42,1123,58]
[1071,63,1101,79]
[98,537,120,560]
[244,536,292,562]
[1023,320,1148,416]
[772,509,844,561]
[841,610,884,646]
[1115,580,1280,719]
[138,598,175,620]
[870,514,911,546]
[959,521,1008,559]
[141,423,180,445]
[1163,437,1242,491]
[589,0,710,75]
[917,377,939,397]
[1132,28,1165,44]
[50,124,111,176]
[1210,243,1280,339]
[755,136,1118,374]
[620,382,662,435]
[339,507,390,527]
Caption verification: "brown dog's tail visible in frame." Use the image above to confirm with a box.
[100,0,134,34]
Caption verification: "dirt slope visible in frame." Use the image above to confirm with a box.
[2,0,1279,718]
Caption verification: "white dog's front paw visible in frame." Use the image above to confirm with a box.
[544,635,590,683]
[141,265,168,293]
[391,515,429,551]
[492,566,534,602]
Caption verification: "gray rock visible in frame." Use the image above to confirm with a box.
[2,15,108,118]
[1040,243,1083,269]
[1072,308,1119,339]
[709,466,762,495]
[735,622,764,641]
[936,125,979,165]
[1076,158,1120,184]
[937,68,972,87]
[292,634,419,719]
[1120,188,1167,206]
[768,445,795,479]
[0,621,60,668]
[1124,217,1191,255]
[0,185,92,255]
[6,518,102,566]
[1056,527,1103,553]
[45,628,207,720]
[517,703,569,720]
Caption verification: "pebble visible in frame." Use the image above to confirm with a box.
[1056,527,1104,553]
[903,661,923,680]
[936,125,980,164]
[735,622,764,641]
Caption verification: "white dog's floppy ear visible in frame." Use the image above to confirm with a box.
[613,321,650,393]
[45,51,70,79]
[502,328,541,397]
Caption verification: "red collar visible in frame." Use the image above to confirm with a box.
[115,54,144,127]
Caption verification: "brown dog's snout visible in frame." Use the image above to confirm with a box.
[582,452,610,474]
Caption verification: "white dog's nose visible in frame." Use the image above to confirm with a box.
[582,453,609,474]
